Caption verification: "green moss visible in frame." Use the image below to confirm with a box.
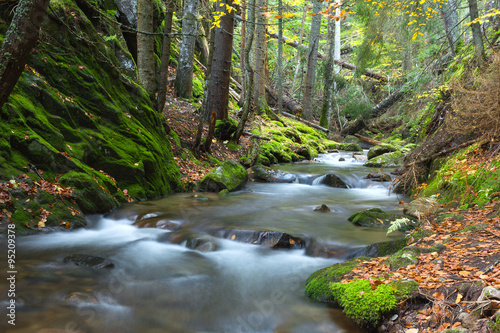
[215,117,238,141]
[348,208,407,227]
[305,257,370,303]
[341,143,363,152]
[330,279,418,327]
[364,150,406,168]
[199,159,248,192]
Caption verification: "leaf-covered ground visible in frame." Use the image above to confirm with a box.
[341,204,500,332]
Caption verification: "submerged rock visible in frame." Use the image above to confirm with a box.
[305,239,355,259]
[199,159,248,192]
[314,204,331,212]
[210,228,306,249]
[364,172,392,182]
[251,165,296,183]
[158,230,219,252]
[63,254,115,269]
[65,292,97,306]
[321,174,348,188]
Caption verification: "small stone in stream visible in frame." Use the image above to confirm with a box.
[63,254,115,269]
[364,172,391,182]
[156,219,181,231]
[65,292,97,306]
[314,204,331,212]
[339,157,345,161]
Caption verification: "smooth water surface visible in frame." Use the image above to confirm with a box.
[1,152,406,333]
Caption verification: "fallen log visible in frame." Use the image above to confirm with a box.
[354,134,384,146]
[266,87,303,115]
[243,131,271,140]
[282,111,329,133]
[268,32,387,82]
[340,118,366,136]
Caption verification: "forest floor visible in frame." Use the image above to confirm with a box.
[161,93,252,185]
[353,203,500,332]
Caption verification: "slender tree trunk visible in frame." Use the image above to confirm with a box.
[239,0,247,106]
[277,0,283,114]
[157,0,174,112]
[0,0,50,110]
[253,0,269,114]
[137,0,156,95]
[175,0,199,98]
[320,15,335,128]
[468,0,486,65]
[439,0,460,55]
[198,24,210,66]
[302,0,323,120]
[291,4,308,93]
[334,0,341,71]
[233,0,256,143]
[205,0,235,121]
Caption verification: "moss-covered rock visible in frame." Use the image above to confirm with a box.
[342,143,363,152]
[59,172,119,214]
[251,166,296,183]
[384,243,446,270]
[367,144,399,160]
[199,159,248,192]
[348,208,406,227]
[214,117,238,141]
[364,150,406,168]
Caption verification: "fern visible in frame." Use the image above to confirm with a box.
[387,218,412,235]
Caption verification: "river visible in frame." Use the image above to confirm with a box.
[1,151,407,333]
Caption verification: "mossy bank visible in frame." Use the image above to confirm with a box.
[0,0,181,233]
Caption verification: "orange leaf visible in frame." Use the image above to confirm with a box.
[459,270,471,277]
[432,292,445,300]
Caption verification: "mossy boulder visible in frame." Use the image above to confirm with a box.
[199,159,248,192]
[321,174,349,188]
[251,166,296,183]
[341,143,363,152]
[214,117,238,141]
[348,208,405,227]
[384,243,446,270]
[59,172,119,214]
[356,238,409,257]
[364,151,406,168]
[367,144,399,160]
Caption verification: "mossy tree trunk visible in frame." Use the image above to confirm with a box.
[157,0,174,112]
[468,0,486,66]
[175,0,199,99]
[204,0,235,121]
[233,0,256,143]
[439,0,460,55]
[137,0,156,95]
[0,0,50,110]
[302,0,322,120]
[320,15,335,129]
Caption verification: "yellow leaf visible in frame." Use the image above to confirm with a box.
[274,15,282,19]
[231,235,236,240]
[412,32,418,40]
[38,221,45,228]
[455,293,463,304]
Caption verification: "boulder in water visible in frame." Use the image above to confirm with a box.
[63,254,115,269]
[65,292,97,306]
[158,230,219,252]
[251,166,296,183]
[364,172,392,182]
[199,159,248,192]
[314,204,331,212]
[210,228,306,249]
[367,144,399,160]
[321,174,348,188]
[364,150,406,168]
[305,239,355,259]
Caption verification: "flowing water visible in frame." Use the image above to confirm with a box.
[1,151,407,333]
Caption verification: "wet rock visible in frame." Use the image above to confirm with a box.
[156,219,182,231]
[65,292,97,306]
[342,143,363,152]
[251,166,297,183]
[321,174,348,188]
[158,230,219,252]
[364,172,392,182]
[210,228,306,249]
[115,0,137,26]
[348,208,404,227]
[354,238,408,257]
[305,240,354,259]
[199,159,248,192]
[314,204,331,212]
[353,154,367,162]
[338,157,346,162]
[403,197,440,219]
[367,144,399,160]
[364,151,406,168]
[63,254,115,269]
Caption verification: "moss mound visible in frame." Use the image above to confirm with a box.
[199,159,248,192]
[348,208,407,227]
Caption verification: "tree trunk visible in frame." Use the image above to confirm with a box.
[198,24,210,66]
[277,0,283,114]
[266,87,302,115]
[137,0,156,95]
[253,0,269,114]
[439,0,460,55]
[238,0,247,106]
[233,0,256,143]
[302,0,323,120]
[157,0,174,112]
[320,14,335,128]
[205,0,235,121]
[291,4,308,93]
[468,0,486,65]
[0,0,50,110]
[175,0,199,98]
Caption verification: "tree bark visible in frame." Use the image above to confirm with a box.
[354,134,384,146]
[266,87,302,115]
[439,0,460,55]
[233,0,256,143]
[137,0,156,95]
[0,0,50,110]
[175,0,199,98]
[238,0,247,106]
[468,0,486,66]
[253,0,269,114]
[302,0,323,120]
[291,4,307,93]
[205,0,235,120]
[157,0,174,112]
[277,0,283,114]
[320,14,335,128]
[197,24,210,66]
